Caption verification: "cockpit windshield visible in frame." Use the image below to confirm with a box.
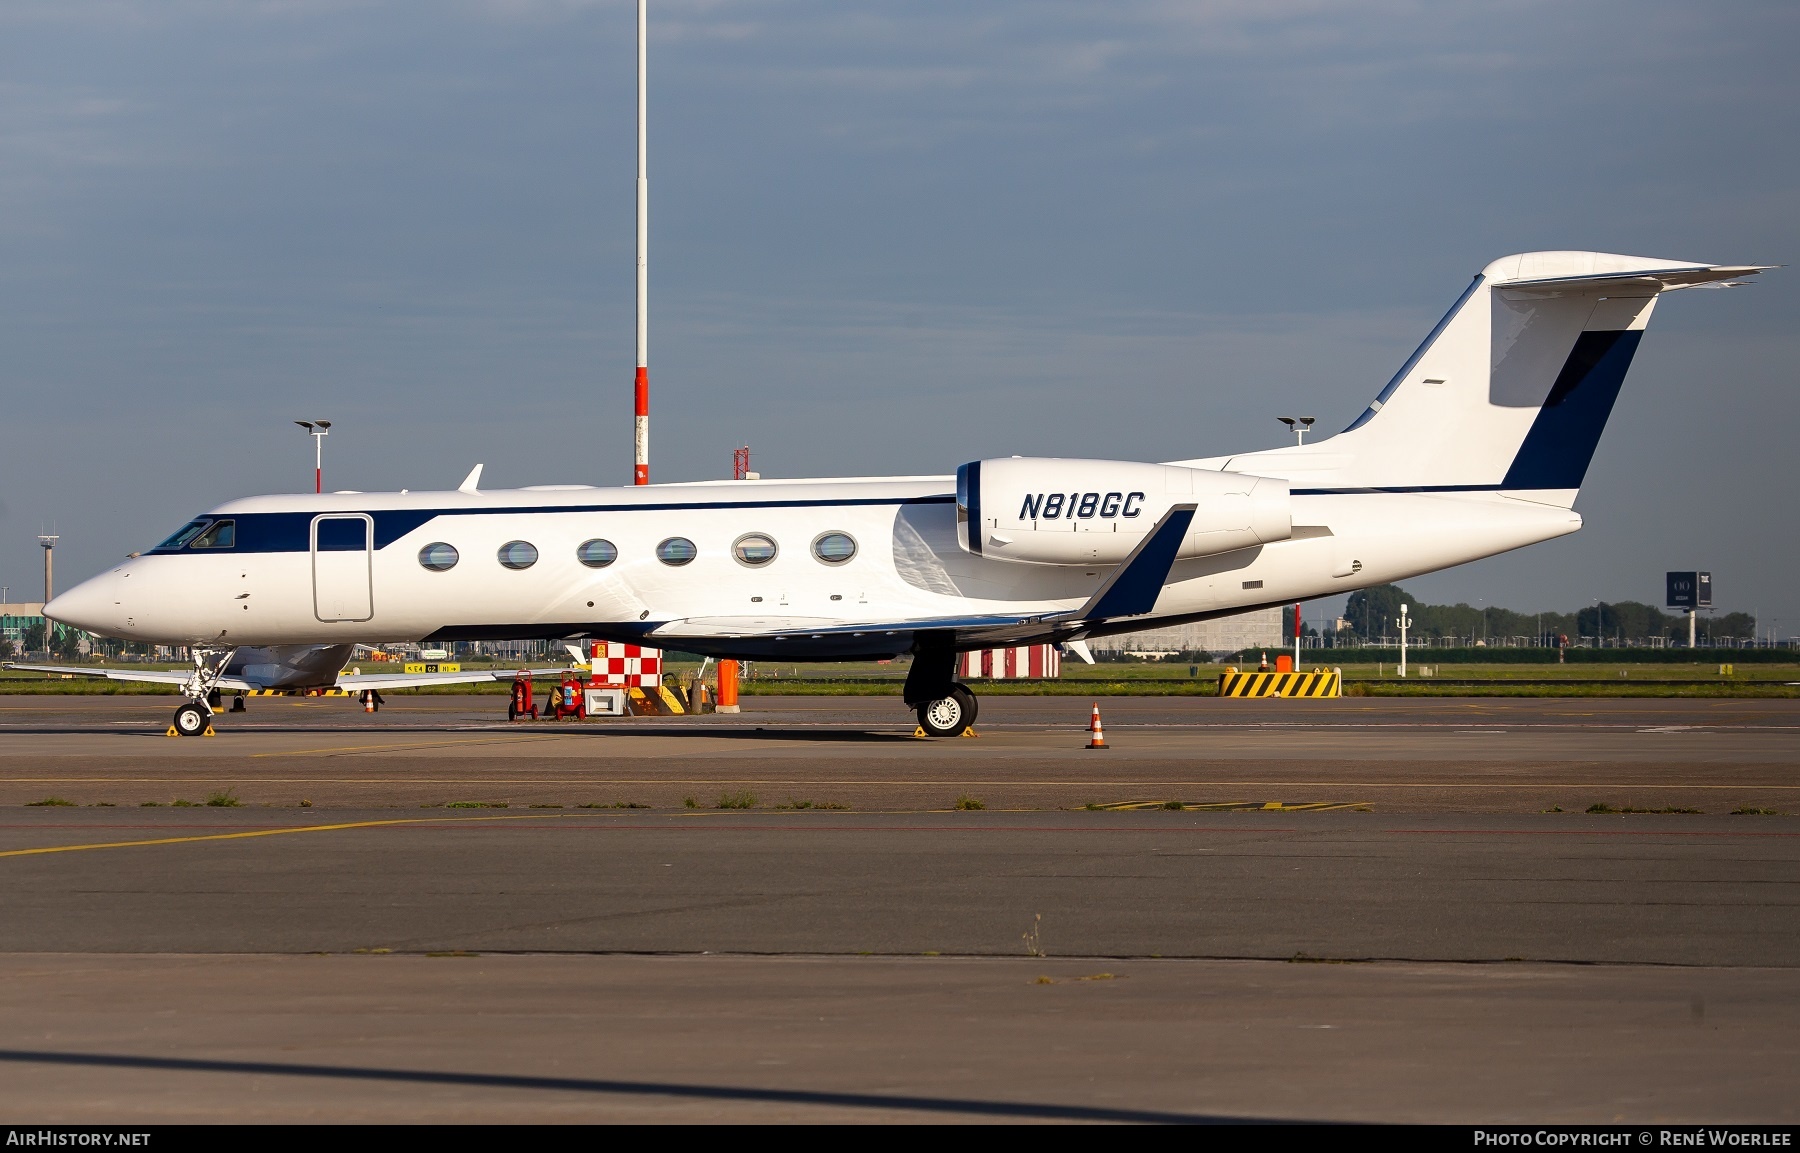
[154,519,212,551]
[189,520,235,549]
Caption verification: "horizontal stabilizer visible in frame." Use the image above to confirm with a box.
[1495,264,1771,294]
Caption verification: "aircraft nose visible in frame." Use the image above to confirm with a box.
[43,573,118,635]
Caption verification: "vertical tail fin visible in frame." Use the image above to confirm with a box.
[1191,252,1767,503]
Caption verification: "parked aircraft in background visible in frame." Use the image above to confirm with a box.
[16,251,1766,737]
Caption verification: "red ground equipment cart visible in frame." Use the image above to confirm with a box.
[507,671,538,721]
[548,673,586,720]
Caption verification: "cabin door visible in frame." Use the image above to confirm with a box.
[312,514,374,623]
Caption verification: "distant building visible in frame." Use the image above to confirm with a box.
[1095,607,1283,657]
[1,603,46,647]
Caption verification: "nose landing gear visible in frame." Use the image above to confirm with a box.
[166,647,234,737]
[172,701,211,737]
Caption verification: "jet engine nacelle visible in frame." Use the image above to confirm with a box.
[955,458,1291,565]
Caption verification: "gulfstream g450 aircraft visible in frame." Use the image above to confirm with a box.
[21,251,1766,737]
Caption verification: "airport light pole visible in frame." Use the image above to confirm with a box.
[295,421,332,493]
[1395,602,1411,678]
[632,0,650,486]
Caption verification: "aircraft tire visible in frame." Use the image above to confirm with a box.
[951,683,978,726]
[915,691,971,738]
[173,702,208,737]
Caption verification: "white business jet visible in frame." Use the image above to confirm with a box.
[16,251,1765,738]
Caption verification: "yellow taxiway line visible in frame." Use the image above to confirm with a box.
[0,812,569,859]
[251,735,572,758]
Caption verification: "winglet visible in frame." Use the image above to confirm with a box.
[1074,504,1196,622]
[458,464,484,494]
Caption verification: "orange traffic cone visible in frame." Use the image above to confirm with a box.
[362,691,376,714]
[1258,651,1270,672]
[1086,703,1108,750]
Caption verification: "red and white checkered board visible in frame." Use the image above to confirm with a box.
[589,642,662,687]
[956,644,1061,680]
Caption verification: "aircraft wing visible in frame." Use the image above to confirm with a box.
[335,667,574,691]
[2,662,263,692]
[6,660,580,695]
[646,505,1201,651]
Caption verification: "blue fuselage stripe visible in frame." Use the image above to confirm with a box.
[148,494,955,556]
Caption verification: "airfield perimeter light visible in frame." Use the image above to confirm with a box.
[295,420,331,494]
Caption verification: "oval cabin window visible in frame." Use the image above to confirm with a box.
[656,537,698,566]
[576,539,618,568]
[812,532,857,565]
[497,541,539,570]
[732,534,778,566]
[418,543,459,571]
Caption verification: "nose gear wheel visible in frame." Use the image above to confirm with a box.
[172,701,209,737]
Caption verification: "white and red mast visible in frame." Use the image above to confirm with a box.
[633,0,649,485]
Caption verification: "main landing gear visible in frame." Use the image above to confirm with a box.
[904,645,979,738]
[915,684,979,738]
[168,647,234,737]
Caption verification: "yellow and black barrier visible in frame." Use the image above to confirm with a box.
[1217,668,1342,698]
[248,688,351,697]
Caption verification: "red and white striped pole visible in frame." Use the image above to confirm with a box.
[632,0,649,486]
[1293,602,1303,671]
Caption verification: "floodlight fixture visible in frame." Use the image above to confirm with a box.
[296,419,332,493]
[1278,416,1316,445]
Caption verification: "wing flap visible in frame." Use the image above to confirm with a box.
[652,616,844,638]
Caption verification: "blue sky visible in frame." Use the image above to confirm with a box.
[2,1,1795,629]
